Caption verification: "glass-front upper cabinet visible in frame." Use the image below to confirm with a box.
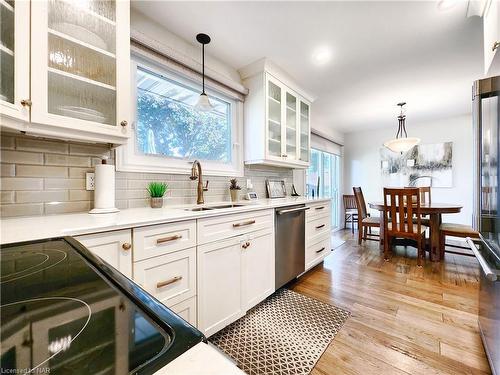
[285,91,298,160]
[0,0,30,123]
[299,100,311,163]
[266,76,283,159]
[30,0,130,142]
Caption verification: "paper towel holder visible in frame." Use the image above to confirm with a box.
[89,156,120,214]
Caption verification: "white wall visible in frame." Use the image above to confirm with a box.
[343,114,473,225]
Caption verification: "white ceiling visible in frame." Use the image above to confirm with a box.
[132,1,484,134]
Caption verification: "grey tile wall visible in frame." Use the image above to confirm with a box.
[0,133,293,217]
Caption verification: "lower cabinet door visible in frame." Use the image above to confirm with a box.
[242,229,274,310]
[75,230,133,278]
[197,237,244,337]
[170,296,197,327]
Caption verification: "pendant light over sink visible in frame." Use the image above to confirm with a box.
[194,33,213,112]
[383,102,420,153]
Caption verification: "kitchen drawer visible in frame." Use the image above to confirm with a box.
[306,201,331,221]
[306,214,331,242]
[170,296,197,327]
[133,220,196,262]
[134,247,196,307]
[197,209,274,245]
[305,234,331,271]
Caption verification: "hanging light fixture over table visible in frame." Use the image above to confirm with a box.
[383,102,420,153]
[194,33,213,112]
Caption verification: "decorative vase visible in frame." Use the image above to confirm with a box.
[150,197,163,208]
[230,189,239,202]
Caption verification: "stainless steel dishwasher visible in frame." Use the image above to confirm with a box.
[275,205,308,289]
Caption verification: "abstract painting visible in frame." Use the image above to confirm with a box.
[380,142,453,188]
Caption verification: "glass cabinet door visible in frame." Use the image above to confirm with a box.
[1,0,15,105]
[266,77,283,158]
[299,100,310,162]
[285,91,298,160]
[30,0,129,138]
[0,0,29,121]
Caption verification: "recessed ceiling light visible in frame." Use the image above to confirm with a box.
[312,47,332,66]
[437,0,458,11]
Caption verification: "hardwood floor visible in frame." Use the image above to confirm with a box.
[291,229,491,375]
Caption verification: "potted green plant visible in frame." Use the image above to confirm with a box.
[229,178,241,202]
[147,182,168,208]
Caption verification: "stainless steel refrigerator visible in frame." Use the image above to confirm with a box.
[472,75,500,375]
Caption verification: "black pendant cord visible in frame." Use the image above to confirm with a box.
[201,43,205,95]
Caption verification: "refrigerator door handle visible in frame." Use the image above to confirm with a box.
[466,237,497,282]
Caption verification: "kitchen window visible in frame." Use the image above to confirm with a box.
[116,58,244,176]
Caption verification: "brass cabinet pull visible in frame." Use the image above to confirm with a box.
[20,99,32,107]
[122,243,132,251]
[316,247,326,253]
[233,220,256,228]
[156,234,182,244]
[316,224,326,229]
[120,120,128,127]
[241,241,251,249]
[156,276,182,288]
[493,41,500,51]
[315,206,325,210]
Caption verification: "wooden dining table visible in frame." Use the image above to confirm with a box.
[368,202,463,262]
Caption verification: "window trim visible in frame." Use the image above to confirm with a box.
[116,56,244,177]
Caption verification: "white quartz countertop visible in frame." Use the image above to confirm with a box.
[154,343,245,375]
[0,197,331,244]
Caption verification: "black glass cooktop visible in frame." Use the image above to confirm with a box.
[0,237,204,374]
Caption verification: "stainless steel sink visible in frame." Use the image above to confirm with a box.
[184,204,246,211]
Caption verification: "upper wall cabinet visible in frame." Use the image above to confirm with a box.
[0,0,30,125]
[240,59,314,169]
[484,0,500,74]
[1,0,130,145]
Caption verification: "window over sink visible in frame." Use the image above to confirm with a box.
[116,57,243,176]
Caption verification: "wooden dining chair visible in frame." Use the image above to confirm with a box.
[343,194,358,233]
[439,223,480,260]
[404,186,431,225]
[353,187,380,245]
[383,188,428,266]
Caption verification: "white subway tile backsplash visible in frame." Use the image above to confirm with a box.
[1,134,293,217]
[17,165,68,178]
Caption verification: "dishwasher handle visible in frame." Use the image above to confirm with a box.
[276,207,310,215]
[466,237,497,282]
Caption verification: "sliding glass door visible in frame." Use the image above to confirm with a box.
[306,149,341,229]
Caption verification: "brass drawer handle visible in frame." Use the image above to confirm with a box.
[156,234,182,244]
[316,224,326,229]
[120,120,128,127]
[156,276,182,288]
[233,220,256,228]
[493,41,500,52]
[242,241,251,249]
[122,243,132,251]
[20,99,32,107]
[316,247,326,253]
[315,206,325,210]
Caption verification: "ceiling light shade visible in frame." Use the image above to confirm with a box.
[312,47,332,65]
[384,102,421,153]
[195,92,213,112]
[383,137,421,153]
[195,33,213,112]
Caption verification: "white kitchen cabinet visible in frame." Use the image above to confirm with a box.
[241,229,275,310]
[75,229,133,278]
[197,227,274,336]
[305,201,332,271]
[1,0,130,145]
[484,0,500,74]
[133,247,196,308]
[240,59,313,169]
[170,296,197,327]
[0,0,30,126]
[197,236,245,337]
